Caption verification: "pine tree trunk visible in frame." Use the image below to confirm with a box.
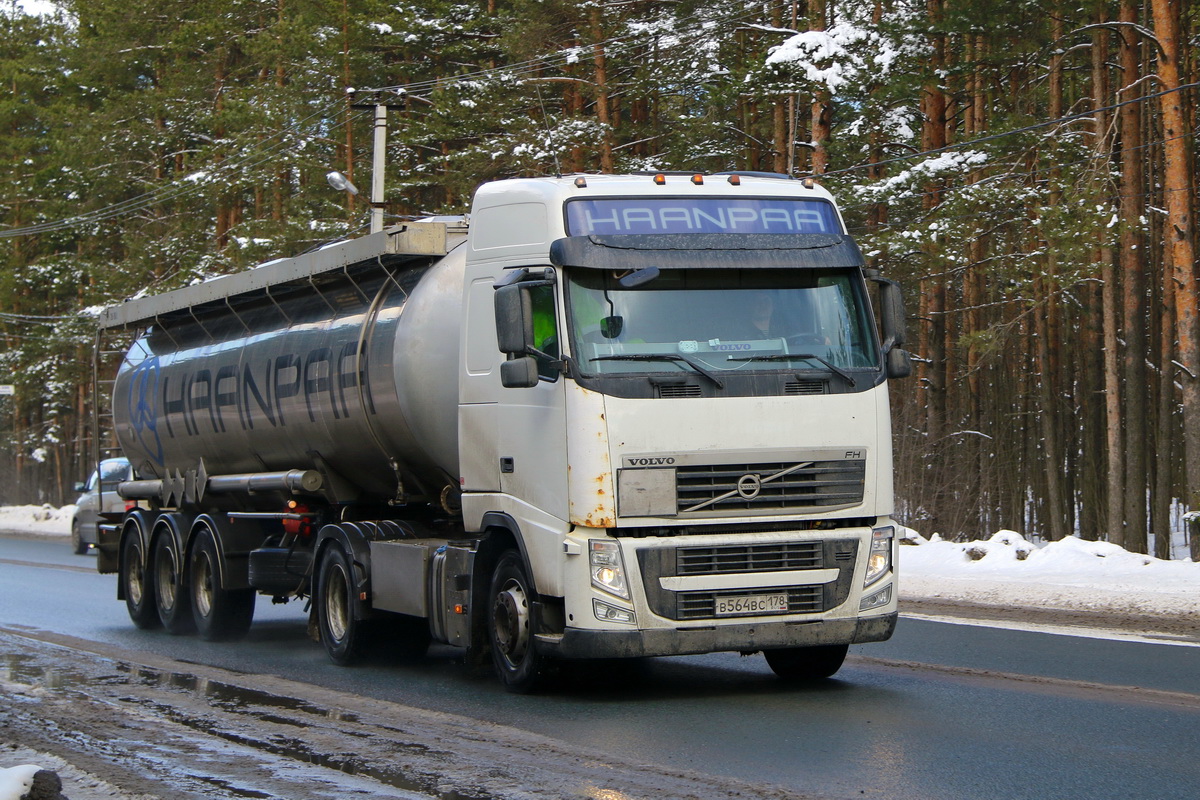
[808,0,830,175]
[1150,0,1200,560]
[1118,0,1147,551]
[590,8,614,173]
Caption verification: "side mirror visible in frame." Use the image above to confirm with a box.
[500,356,539,388]
[886,347,913,380]
[878,279,907,350]
[74,482,87,493]
[494,283,534,354]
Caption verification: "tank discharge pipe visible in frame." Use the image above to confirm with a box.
[118,469,323,501]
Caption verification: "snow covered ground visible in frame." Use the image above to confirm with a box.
[0,765,41,800]
[899,526,1200,620]
[0,505,76,538]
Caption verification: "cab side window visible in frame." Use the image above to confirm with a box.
[530,284,559,381]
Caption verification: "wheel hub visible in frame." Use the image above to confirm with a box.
[492,580,530,664]
[127,548,144,605]
[194,552,214,617]
[156,545,177,608]
[325,564,350,642]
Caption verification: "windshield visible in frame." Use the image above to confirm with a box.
[566,268,878,379]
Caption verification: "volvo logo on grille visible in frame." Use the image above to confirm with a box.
[736,473,763,500]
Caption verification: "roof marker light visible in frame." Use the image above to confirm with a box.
[802,177,817,189]
[727,175,741,185]
[653,174,666,185]
[574,176,587,188]
[691,174,704,185]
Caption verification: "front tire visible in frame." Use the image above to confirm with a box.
[71,520,88,555]
[190,527,255,641]
[488,550,547,693]
[763,644,849,681]
[317,544,370,665]
[122,532,159,629]
[152,533,195,635]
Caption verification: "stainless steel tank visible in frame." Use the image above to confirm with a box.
[112,246,466,504]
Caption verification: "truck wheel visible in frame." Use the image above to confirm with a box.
[488,550,547,693]
[152,533,195,635]
[122,532,160,629]
[763,644,849,681]
[71,520,89,555]
[190,527,255,642]
[317,545,370,665]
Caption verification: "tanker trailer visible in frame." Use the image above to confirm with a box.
[95,173,911,692]
[101,220,473,646]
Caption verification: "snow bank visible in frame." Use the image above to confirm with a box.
[0,765,39,800]
[900,528,1200,617]
[0,505,73,537]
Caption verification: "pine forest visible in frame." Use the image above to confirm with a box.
[1,0,1198,557]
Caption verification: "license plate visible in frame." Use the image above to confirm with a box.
[714,592,788,617]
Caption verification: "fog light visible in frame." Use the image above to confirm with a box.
[590,539,628,598]
[865,526,894,586]
[860,584,892,612]
[593,598,636,624]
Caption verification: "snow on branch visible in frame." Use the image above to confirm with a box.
[765,21,899,94]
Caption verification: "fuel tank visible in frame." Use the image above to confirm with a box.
[112,246,466,504]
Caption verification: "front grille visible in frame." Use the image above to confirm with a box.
[637,539,859,621]
[785,379,827,395]
[658,384,702,398]
[676,459,865,514]
[678,586,823,619]
[677,542,823,574]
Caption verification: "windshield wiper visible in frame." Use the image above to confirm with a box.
[592,353,725,389]
[727,353,857,387]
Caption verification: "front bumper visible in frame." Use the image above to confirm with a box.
[537,611,896,660]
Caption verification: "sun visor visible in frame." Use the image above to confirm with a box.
[548,234,866,271]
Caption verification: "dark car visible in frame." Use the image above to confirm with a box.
[71,457,132,555]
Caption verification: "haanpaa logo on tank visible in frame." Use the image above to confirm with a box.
[127,357,165,468]
[122,343,374,468]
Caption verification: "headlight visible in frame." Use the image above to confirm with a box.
[864,526,893,586]
[589,539,628,599]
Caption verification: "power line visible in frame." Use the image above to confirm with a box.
[0,5,762,241]
[823,80,1200,180]
[0,97,355,239]
[840,127,1200,236]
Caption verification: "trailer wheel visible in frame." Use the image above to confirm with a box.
[152,532,195,635]
[317,545,369,665]
[488,550,547,693]
[190,527,255,642]
[122,531,160,629]
[763,644,849,681]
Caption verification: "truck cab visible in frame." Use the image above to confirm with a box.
[459,173,910,687]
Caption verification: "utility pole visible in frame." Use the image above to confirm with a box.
[370,103,387,234]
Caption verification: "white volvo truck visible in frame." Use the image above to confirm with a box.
[94,172,911,691]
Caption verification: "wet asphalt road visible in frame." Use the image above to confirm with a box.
[3,534,1200,800]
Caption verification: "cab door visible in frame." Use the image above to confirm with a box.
[495,279,569,521]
